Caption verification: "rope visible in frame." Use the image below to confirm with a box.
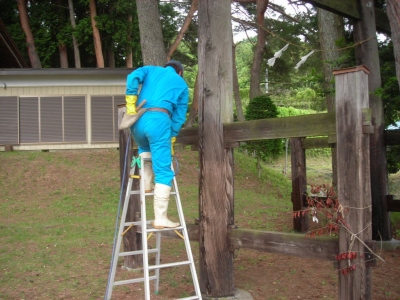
[104,133,132,300]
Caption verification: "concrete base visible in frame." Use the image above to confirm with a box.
[202,288,254,300]
[381,238,400,250]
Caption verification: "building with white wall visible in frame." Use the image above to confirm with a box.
[0,68,132,151]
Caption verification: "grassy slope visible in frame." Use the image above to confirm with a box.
[0,148,399,299]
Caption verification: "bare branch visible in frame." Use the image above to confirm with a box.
[167,0,198,60]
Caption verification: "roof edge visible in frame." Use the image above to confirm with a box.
[0,68,135,76]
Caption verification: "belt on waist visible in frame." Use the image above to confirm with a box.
[147,107,170,115]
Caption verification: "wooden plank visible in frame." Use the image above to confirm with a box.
[180,127,398,149]
[305,0,359,21]
[387,195,400,212]
[229,228,338,261]
[224,112,336,143]
[302,137,332,149]
[384,129,400,146]
[303,0,390,34]
[334,67,372,299]
[176,126,198,146]
[291,138,308,232]
[179,113,336,147]
[161,225,339,261]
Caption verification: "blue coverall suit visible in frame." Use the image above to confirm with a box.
[126,65,189,187]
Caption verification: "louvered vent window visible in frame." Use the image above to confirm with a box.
[91,95,120,142]
[41,96,63,142]
[20,97,39,143]
[0,96,18,145]
[64,96,86,142]
[17,96,87,144]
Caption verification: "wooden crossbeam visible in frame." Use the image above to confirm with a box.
[160,224,339,261]
[178,114,398,149]
[303,0,390,34]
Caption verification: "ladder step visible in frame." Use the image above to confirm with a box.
[106,157,202,300]
[113,275,158,286]
[146,225,185,233]
[124,220,152,226]
[118,248,159,257]
[148,260,191,270]
[122,222,184,233]
[130,191,177,196]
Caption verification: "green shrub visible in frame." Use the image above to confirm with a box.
[243,95,283,161]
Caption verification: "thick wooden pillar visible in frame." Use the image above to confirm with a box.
[334,66,372,299]
[290,137,308,232]
[117,105,142,269]
[354,0,391,240]
[198,0,235,297]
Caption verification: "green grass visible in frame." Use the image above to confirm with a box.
[0,148,399,299]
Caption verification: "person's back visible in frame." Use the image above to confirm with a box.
[119,60,189,229]
[133,65,188,113]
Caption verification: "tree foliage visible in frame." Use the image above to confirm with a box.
[243,95,283,161]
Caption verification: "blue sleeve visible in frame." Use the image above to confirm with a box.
[126,67,150,95]
[171,88,189,137]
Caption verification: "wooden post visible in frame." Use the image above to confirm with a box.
[290,137,308,232]
[353,0,391,240]
[333,66,372,300]
[117,105,142,268]
[198,0,235,297]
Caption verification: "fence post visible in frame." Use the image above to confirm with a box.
[290,137,308,232]
[117,104,142,269]
[333,66,372,299]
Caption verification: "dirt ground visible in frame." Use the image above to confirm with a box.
[109,245,400,300]
[109,150,400,300]
[1,149,400,300]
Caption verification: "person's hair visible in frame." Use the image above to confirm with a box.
[164,60,184,76]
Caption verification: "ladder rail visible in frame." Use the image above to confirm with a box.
[140,160,151,300]
[106,156,202,300]
[172,175,202,298]
[106,165,136,300]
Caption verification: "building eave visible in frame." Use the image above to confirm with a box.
[0,68,135,88]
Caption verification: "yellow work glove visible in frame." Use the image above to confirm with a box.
[171,137,176,156]
[125,95,138,115]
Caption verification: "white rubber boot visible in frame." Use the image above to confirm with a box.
[139,152,154,192]
[153,183,179,229]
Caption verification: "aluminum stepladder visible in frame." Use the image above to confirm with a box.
[106,156,202,300]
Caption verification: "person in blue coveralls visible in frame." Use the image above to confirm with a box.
[119,60,189,229]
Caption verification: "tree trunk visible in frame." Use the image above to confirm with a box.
[198,0,234,296]
[89,0,104,68]
[184,73,199,127]
[17,0,42,68]
[354,0,390,241]
[126,14,133,68]
[386,0,400,87]
[107,47,115,68]
[232,42,245,121]
[59,44,68,68]
[68,0,81,68]
[249,0,269,100]
[136,0,166,65]
[317,8,345,189]
[167,0,198,61]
